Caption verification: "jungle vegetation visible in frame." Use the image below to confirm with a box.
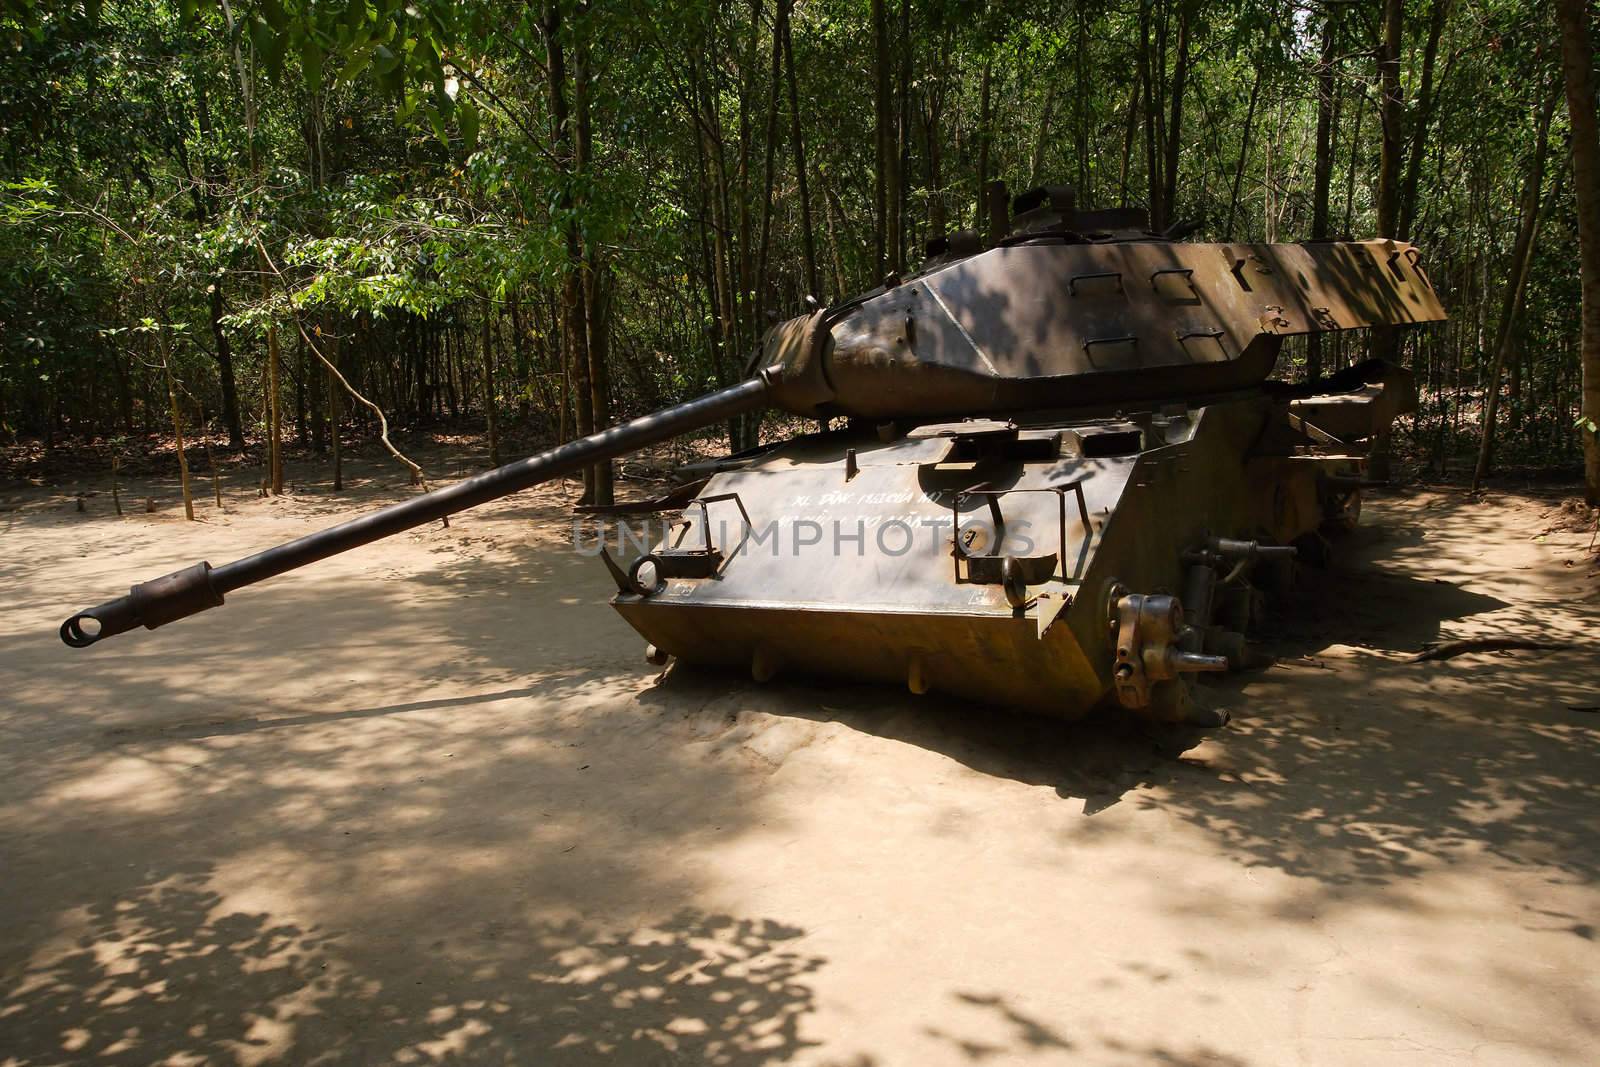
[2,0,1598,504]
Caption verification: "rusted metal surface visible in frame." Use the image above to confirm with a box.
[761,226,1445,419]
[611,387,1378,720]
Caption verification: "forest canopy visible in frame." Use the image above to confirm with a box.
[2,0,1597,503]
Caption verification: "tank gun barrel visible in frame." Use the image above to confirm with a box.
[60,375,773,648]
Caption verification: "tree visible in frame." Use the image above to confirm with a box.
[1307,3,1339,380]
[0,0,1592,501]
[1474,80,1559,489]
[872,0,893,277]
[1555,0,1600,502]
[1361,0,1406,479]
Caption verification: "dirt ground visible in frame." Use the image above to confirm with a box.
[2,450,1598,1066]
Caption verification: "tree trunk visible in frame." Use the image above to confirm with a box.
[1472,83,1558,489]
[872,0,892,276]
[923,62,947,237]
[1223,70,1265,242]
[1556,0,1600,501]
[191,42,245,451]
[442,319,460,419]
[1138,0,1162,227]
[1342,86,1367,238]
[158,333,195,522]
[309,321,325,452]
[706,125,739,379]
[293,330,308,447]
[1369,0,1406,482]
[584,265,615,502]
[781,17,819,299]
[822,173,851,297]
[548,307,570,418]
[1160,3,1191,230]
[207,286,245,448]
[1375,0,1404,238]
[755,0,792,311]
[1075,4,1090,200]
[545,3,595,500]
[896,0,911,267]
[481,295,502,467]
[736,3,758,364]
[1030,76,1058,189]
[328,352,342,491]
[976,58,993,231]
[223,0,283,491]
[1119,75,1140,206]
[508,295,530,421]
[575,19,612,502]
[113,354,134,434]
[1307,9,1339,380]
[1399,0,1452,241]
[267,320,284,493]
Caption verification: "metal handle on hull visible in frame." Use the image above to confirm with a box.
[60,375,774,647]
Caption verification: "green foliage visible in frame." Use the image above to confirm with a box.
[194,0,484,146]
[0,0,1588,476]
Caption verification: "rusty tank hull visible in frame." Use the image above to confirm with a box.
[608,369,1402,722]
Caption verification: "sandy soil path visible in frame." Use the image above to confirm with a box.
[2,456,1597,1066]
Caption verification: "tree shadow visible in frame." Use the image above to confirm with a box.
[1260,513,1506,657]
[1136,492,1600,898]
[1145,663,1600,895]
[921,990,1248,1066]
[4,487,828,1064]
[8,471,1596,1064]
[644,665,1209,816]
[0,865,822,1065]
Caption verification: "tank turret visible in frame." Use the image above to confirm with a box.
[760,187,1441,418]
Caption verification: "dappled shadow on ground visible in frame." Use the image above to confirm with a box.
[647,666,1206,816]
[1265,546,1507,654]
[1155,651,1600,897]
[0,865,819,1066]
[919,991,1247,1066]
[6,476,1597,1063]
[3,482,830,1064]
[1137,491,1600,898]
[1259,500,1533,658]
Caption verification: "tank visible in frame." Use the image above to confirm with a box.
[61,185,1446,726]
